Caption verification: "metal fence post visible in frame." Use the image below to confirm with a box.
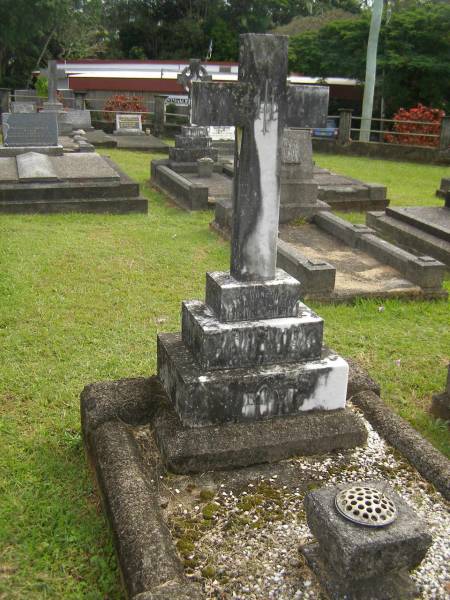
[338,108,353,145]
[153,95,166,137]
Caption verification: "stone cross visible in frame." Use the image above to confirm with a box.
[47,60,58,104]
[43,60,63,112]
[177,59,212,125]
[191,34,328,282]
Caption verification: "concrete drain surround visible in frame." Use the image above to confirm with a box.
[212,205,447,301]
[81,364,450,600]
[151,159,389,214]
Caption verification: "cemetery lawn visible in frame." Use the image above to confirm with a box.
[0,148,448,599]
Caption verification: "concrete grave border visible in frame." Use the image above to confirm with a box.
[81,360,450,599]
[212,202,448,300]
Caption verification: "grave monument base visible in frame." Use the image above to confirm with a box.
[0,144,64,157]
[0,153,148,214]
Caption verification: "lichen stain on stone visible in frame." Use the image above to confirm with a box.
[242,98,279,280]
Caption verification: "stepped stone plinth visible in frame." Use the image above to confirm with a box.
[168,126,218,163]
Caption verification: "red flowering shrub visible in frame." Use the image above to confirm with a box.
[103,95,146,121]
[384,104,445,147]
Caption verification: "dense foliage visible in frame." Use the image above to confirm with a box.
[103,94,147,121]
[384,104,445,148]
[0,0,448,117]
[288,3,450,115]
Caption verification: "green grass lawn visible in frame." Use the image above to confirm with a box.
[0,149,449,599]
[315,152,449,224]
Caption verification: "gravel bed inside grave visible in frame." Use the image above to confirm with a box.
[135,408,450,600]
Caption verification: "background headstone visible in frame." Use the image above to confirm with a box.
[114,114,144,136]
[11,102,36,113]
[2,112,58,147]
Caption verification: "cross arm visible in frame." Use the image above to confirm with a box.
[286,84,329,128]
[191,81,255,127]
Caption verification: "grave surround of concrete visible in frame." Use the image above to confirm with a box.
[80,33,450,600]
[367,200,450,268]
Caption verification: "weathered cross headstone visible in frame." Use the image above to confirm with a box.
[167,59,217,163]
[42,60,63,112]
[156,34,365,471]
[191,34,328,280]
[177,59,212,126]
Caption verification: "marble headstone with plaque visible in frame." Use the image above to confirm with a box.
[114,114,144,136]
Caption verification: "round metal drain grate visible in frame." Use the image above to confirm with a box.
[335,485,398,527]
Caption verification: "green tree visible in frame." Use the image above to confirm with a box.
[359,0,383,141]
[288,3,450,115]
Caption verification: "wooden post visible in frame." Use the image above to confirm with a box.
[153,95,166,137]
[439,116,450,151]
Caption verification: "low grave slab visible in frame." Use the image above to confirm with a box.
[115,133,169,152]
[0,153,147,214]
[16,152,60,182]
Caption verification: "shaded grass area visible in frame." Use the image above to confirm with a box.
[0,149,449,599]
[315,152,450,224]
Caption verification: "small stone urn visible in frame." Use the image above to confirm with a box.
[197,157,214,178]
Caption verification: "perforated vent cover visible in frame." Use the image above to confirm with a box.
[335,485,397,527]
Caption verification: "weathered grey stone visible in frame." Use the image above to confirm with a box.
[2,112,58,147]
[153,393,367,473]
[352,390,450,500]
[16,152,60,182]
[175,134,212,148]
[181,299,323,370]
[276,239,336,294]
[42,60,63,112]
[151,163,209,210]
[304,481,432,581]
[0,154,147,214]
[436,176,450,198]
[168,146,218,163]
[89,420,199,598]
[431,363,450,421]
[157,333,348,427]
[51,153,120,181]
[191,34,328,281]
[367,207,450,268]
[281,128,314,177]
[59,109,92,131]
[0,157,18,183]
[205,269,302,322]
[302,543,418,600]
[197,157,214,177]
